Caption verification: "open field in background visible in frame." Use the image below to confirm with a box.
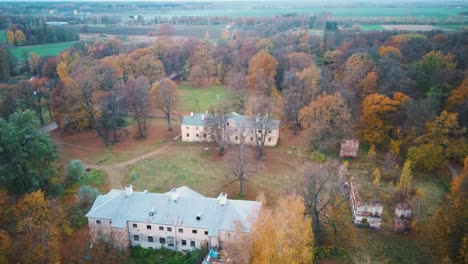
[436,24,468,30]
[96,7,466,20]
[179,83,226,113]
[0,30,6,42]
[59,169,110,205]
[8,41,77,59]
[359,24,385,31]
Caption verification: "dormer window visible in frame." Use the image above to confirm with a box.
[196,216,201,221]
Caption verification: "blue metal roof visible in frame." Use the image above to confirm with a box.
[86,186,261,233]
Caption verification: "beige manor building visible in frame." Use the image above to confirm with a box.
[86,185,261,251]
[181,112,280,146]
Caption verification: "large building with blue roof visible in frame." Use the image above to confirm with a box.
[86,185,261,251]
[181,112,280,146]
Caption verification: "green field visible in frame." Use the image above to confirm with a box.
[436,24,467,30]
[0,30,6,42]
[179,83,226,112]
[123,143,296,202]
[104,7,466,20]
[360,24,385,31]
[8,41,77,60]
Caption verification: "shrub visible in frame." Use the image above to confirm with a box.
[66,159,85,184]
[76,185,100,209]
[310,151,327,162]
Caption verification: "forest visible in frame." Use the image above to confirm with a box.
[0,2,467,264]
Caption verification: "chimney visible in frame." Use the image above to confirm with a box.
[125,184,133,197]
[190,112,193,117]
[217,192,228,206]
[170,188,179,202]
[201,114,205,120]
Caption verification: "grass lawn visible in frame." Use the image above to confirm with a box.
[436,24,467,30]
[0,30,6,42]
[179,83,226,113]
[60,169,110,204]
[360,24,385,31]
[123,142,298,203]
[8,41,77,60]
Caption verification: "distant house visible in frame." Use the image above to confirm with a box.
[86,185,261,250]
[181,112,280,146]
[340,139,359,158]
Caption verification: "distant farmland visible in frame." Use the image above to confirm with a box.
[8,41,77,60]
[102,7,466,20]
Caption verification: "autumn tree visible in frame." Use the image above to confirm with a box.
[205,101,232,155]
[134,55,165,83]
[151,78,179,131]
[157,23,175,36]
[6,30,14,45]
[247,49,278,97]
[360,92,410,147]
[249,195,313,264]
[299,92,351,151]
[445,78,468,128]
[225,70,248,114]
[430,160,467,263]
[17,77,50,125]
[249,97,277,160]
[297,162,353,248]
[409,111,467,171]
[397,160,413,200]
[282,71,311,132]
[14,191,64,264]
[125,76,151,138]
[225,130,254,196]
[0,111,58,194]
[95,82,127,145]
[188,41,215,88]
[14,30,25,46]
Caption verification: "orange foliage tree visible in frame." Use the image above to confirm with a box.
[247,49,278,97]
[360,92,410,147]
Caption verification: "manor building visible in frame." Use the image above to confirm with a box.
[181,112,280,146]
[85,185,261,251]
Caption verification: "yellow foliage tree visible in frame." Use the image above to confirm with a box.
[397,160,413,200]
[14,191,63,264]
[378,45,402,58]
[6,30,15,46]
[14,30,25,46]
[297,64,321,99]
[251,195,313,264]
[373,167,381,186]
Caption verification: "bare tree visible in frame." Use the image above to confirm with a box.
[225,70,248,114]
[249,97,277,160]
[225,129,255,196]
[125,76,150,138]
[297,161,349,246]
[152,78,179,131]
[204,101,232,155]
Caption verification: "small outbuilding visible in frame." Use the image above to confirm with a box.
[340,139,359,158]
[394,202,412,232]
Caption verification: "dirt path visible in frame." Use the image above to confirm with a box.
[85,141,174,188]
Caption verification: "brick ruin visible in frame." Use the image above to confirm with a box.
[394,202,412,232]
[339,165,383,229]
